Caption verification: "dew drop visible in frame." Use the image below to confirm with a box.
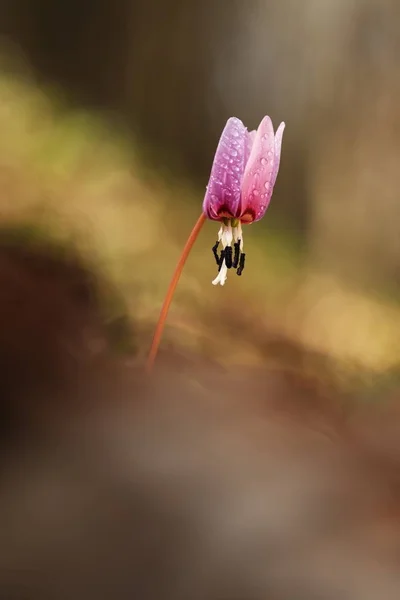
[264,181,270,190]
[260,157,267,166]
[230,149,238,157]
[253,189,260,197]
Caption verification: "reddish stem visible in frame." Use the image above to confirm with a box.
[145,212,206,373]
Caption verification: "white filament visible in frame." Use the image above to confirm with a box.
[232,221,243,252]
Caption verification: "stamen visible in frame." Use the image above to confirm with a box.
[212,240,220,265]
[232,241,240,269]
[225,246,233,269]
[233,221,244,252]
[236,252,246,276]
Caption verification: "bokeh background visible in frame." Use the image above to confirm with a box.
[0,0,399,392]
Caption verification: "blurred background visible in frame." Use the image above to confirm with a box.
[1,6,400,598]
[0,0,398,391]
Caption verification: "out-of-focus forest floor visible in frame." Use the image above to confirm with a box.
[0,71,399,399]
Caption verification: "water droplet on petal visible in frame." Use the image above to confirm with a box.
[253,189,260,197]
[260,157,267,166]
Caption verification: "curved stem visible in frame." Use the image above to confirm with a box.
[145,212,206,373]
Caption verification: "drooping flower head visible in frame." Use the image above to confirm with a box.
[203,116,285,285]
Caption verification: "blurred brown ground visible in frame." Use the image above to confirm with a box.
[0,238,398,599]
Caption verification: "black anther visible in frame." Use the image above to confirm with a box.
[225,246,233,269]
[212,241,220,266]
[236,253,246,276]
[233,241,241,269]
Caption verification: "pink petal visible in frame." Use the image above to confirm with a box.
[239,116,276,223]
[203,117,249,220]
[271,122,285,188]
[245,130,257,164]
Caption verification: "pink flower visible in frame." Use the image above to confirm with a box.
[203,116,285,285]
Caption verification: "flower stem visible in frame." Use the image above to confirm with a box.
[145,212,206,373]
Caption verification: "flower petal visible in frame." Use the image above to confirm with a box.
[239,116,276,223]
[245,130,257,164]
[271,122,285,188]
[203,117,249,220]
